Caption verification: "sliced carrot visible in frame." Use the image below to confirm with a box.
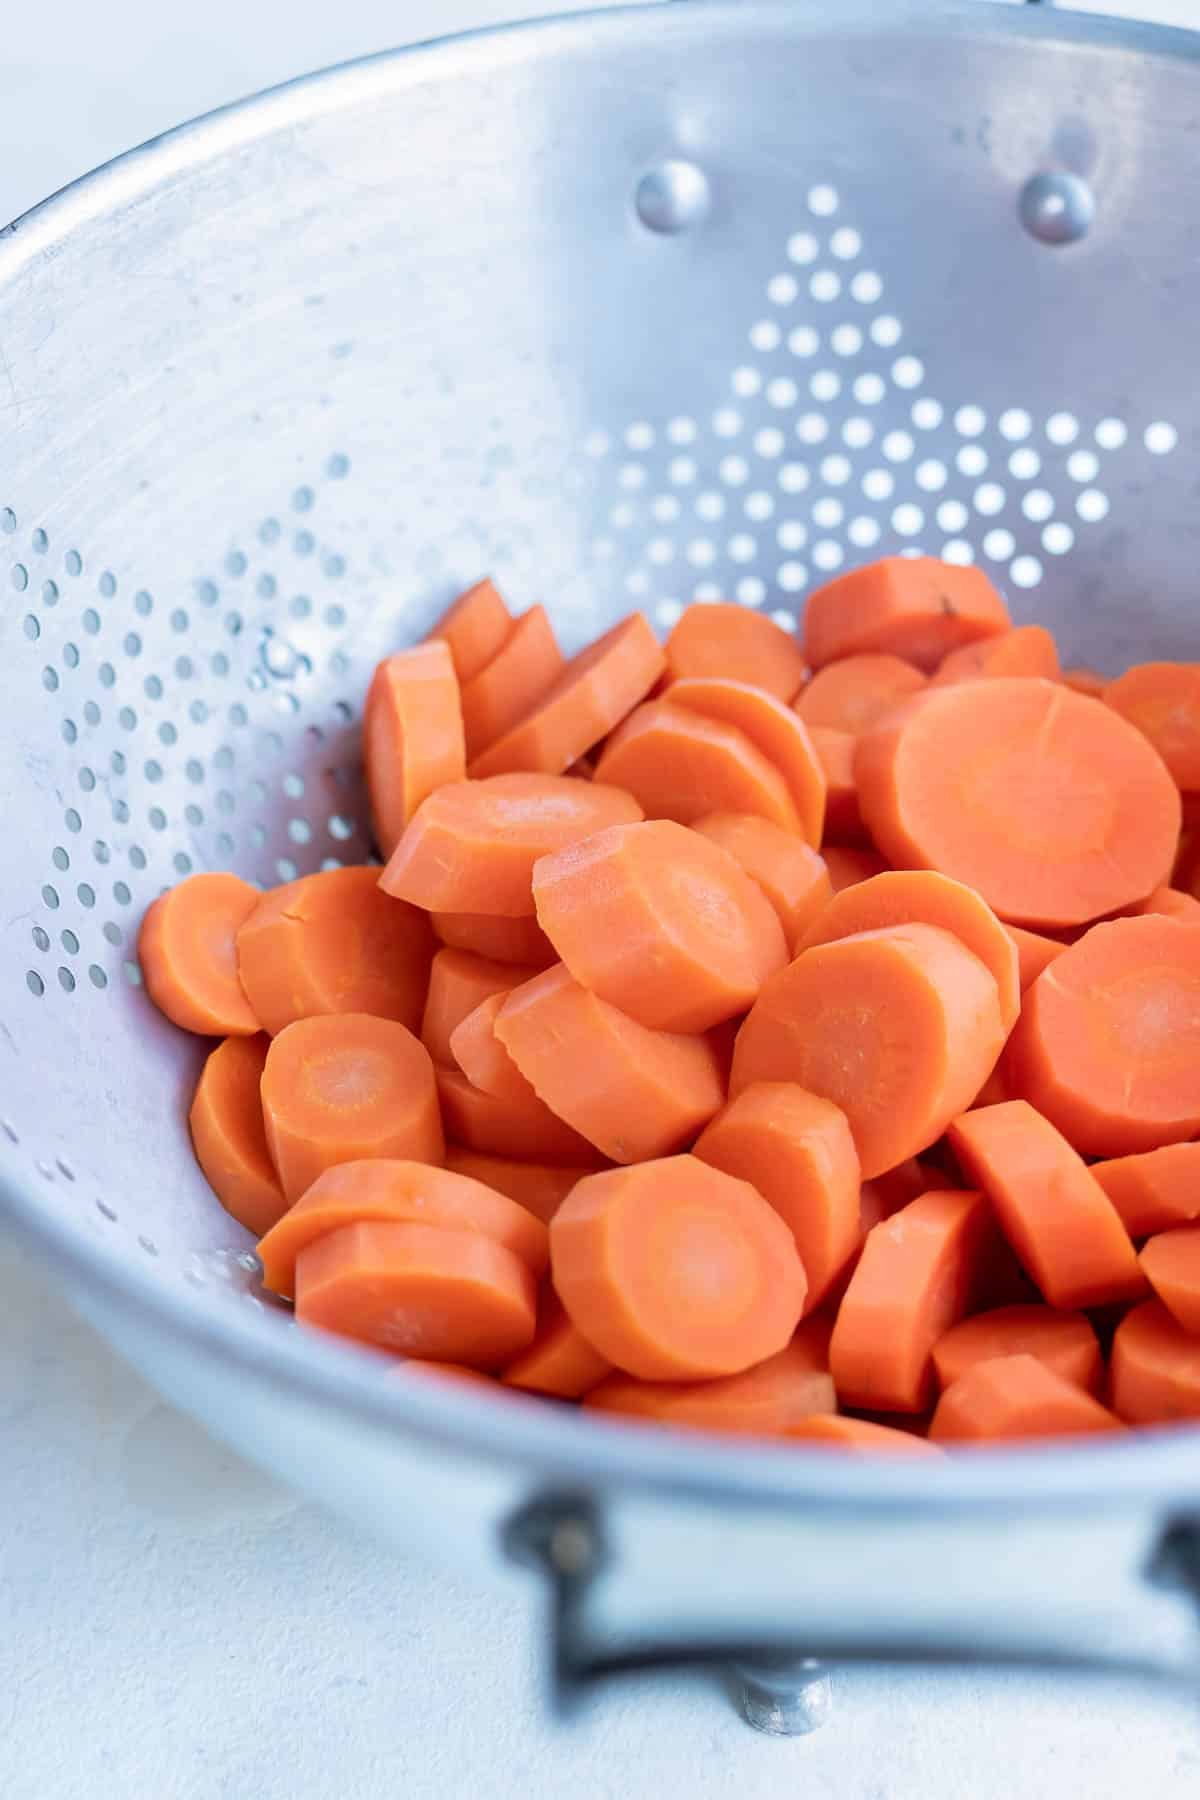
[427,577,513,683]
[434,1065,598,1164]
[666,678,827,845]
[829,1188,995,1411]
[1110,1299,1200,1424]
[1103,662,1200,791]
[798,869,1020,1030]
[532,819,787,1032]
[1135,885,1200,921]
[663,601,807,702]
[947,1100,1144,1308]
[502,1288,612,1398]
[261,1013,443,1201]
[450,992,539,1105]
[804,556,1011,672]
[431,911,556,967]
[380,773,643,917]
[582,1320,836,1436]
[1063,666,1106,700]
[256,1157,548,1298]
[731,924,1005,1179]
[443,1147,590,1224]
[796,652,927,734]
[822,846,888,892]
[785,1414,943,1455]
[235,866,434,1037]
[594,700,800,832]
[1139,1228,1200,1335]
[468,613,665,778]
[856,679,1181,929]
[364,641,466,858]
[807,727,869,846]
[495,964,725,1164]
[1006,924,1065,992]
[550,1155,806,1379]
[932,1305,1102,1394]
[420,947,539,1068]
[930,1353,1122,1442]
[189,1034,286,1236]
[694,1082,860,1312]
[1092,1144,1200,1237]
[932,625,1061,687]
[296,1221,536,1367]
[140,872,261,1036]
[459,605,564,759]
[693,813,833,951]
[1003,915,1200,1156]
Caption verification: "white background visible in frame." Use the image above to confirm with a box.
[2,4,1200,1797]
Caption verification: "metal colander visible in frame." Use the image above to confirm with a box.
[2,0,1200,1722]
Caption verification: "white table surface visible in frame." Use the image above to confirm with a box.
[4,4,1200,1796]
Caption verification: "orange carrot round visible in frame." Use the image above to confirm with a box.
[364,641,466,858]
[582,1320,836,1437]
[667,678,828,846]
[822,846,888,892]
[434,1065,598,1164]
[1110,1298,1200,1424]
[431,911,556,967]
[459,605,564,759]
[1091,1144,1200,1237]
[420,947,538,1068]
[189,1034,286,1236]
[427,577,512,683]
[807,726,869,846]
[932,1304,1102,1394]
[796,652,926,734]
[594,700,800,832]
[502,1288,612,1399]
[930,1353,1122,1442]
[664,601,807,702]
[1138,1227,1200,1335]
[804,556,1011,672]
[785,1415,943,1455]
[693,813,833,951]
[443,1147,590,1224]
[139,872,261,1036]
[450,992,540,1105]
[931,625,1061,687]
[1006,924,1065,992]
[1103,661,1200,791]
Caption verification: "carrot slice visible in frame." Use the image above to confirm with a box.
[459,606,564,759]
[856,679,1181,929]
[1092,1144,1200,1237]
[947,1100,1145,1308]
[421,947,539,1068]
[582,1320,836,1436]
[296,1221,536,1367]
[427,577,513,683]
[261,1013,443,1201]
[694,1083,860,1312]
[1110,1299,1200,1424]
[930,1353,1122,1442]
[380,773,643,917]
[257,1157,548,1298]
[443,1147,591,1224]
[434,1065,598,1164]
[502,1288,613,1398]
[1063,666,1106,700]
[364,642,466,858]
[1139,1228,1200,1335]
[785,1414,943,1455]
[532,819,787,1032]
[236,866,434,1037]
[932,625,1061,687]
[829,1188,995,1412]
[1103,662,1200,791]
[139,872,260,1036]
[594,700,800,832]
[731,924,1005,1179]
[796,652,927,734]
[807,727,869,846]
[1006,924,1065,992]
[932,1305,1102,1394]
[693,813,833,951]
[450,993,538,1105]
[798,869,1021,1030]
[189,1034,286,1236]
[495,965,726,1164]
[550,1155,806,1379]
[1003,915,1200,1155]
[666,678,827,845]
[822,846,887,892]
[468,613,665,778]
[664,601,807,702]
[431,911,556,967]
[1135,885,1200,921]
[804,556,1011,672]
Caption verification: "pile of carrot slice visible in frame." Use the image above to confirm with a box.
[139,555,1200,1453]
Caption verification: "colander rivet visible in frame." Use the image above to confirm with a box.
[634,159,711,235]
[1019,171,1094,246]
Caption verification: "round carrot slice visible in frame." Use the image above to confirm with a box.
[785,1415,943,1456]
[731,924,1005,1179]
[932,625,1061,686]
[667,678,827,845]
[261,1013,443,1202]
[459,605,564,759]
[807,726,869,846]
[380,773,643,917]
[364,641,466,858]
[804,555,1011,672]
[431,911,556,966]
[582,1321,836,1436]
[532,819,787,1033]
[1103,661,1200,791]
[930,1353,1122,1443]
[796,652,927,734]
[822,846,887,892]
[427,577,513,683]
[594,700,800,831]
[663,601,807,702]
[1003,916,1200,1156]
[550,1156,806,1379]
[434,1065,598,1165]
[450,992,537,1105]
[296,1221,536,1367]
[693,813,832,951]
[1006,924,1065,992]
[1110,1299,1200,1424]
[1092,1144,1200,1237]
[502,1289,612,1399]
[1139,1227,1200,1336]
[140,872,261,1036]
[932,1305,1102,1395]
[856,679,1181,929]
[421,947,539,1068]
[189,1034,286,1236]
[443,1147,592,1224]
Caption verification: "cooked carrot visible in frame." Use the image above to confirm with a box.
[468,613,665,778]
[450,992,540,1105]
[443,1147,590,1224]
[427,577,513,683]
[1063,666,1106,700]
[582,1319,836,1436]
[296,1221,536,1366]
[796,653,927,734]
[502,1288,613,1399]
[431,911,556,967]
[236,866,434,1037]
[532,819,787,1032]
[807,727,869,846]
[1006,924,1065,991]
[261,1013,443,1201]
[1138,1228,1200,1335]
[257,1158,548,1298]
[693,813,833,950]
[380,773,643,917]
[435,1065,598,1164]
[495,964,726,1164]
[731,924,1005,1179]
[421,947,538,1067]
[459,605,564,759]
[364,642,466,858]
[856,679,1181,929]
[932,1305,1102,1394]
[798,869,1021,1030]
[947,1100,1144,1308]
[1135,885,1200,921]
[932,625,1061,687]
[666,678,827,845]
[594,700,800,832]
[1092,1144,1200,1237]
[829,1187,995,1411]
[694,1082,860,1311]
[1110,1299,1200,1424]
[1103,662,1200,791]
[140,872,261,1036]
[1003,915,1200,1155]
[189,1034,286,1236]
[804,556,1011,672]
[664,601,807,702]
[930,1353,1122,1442]
[822,846,888,892]
[785,1414,943,1455]
[550,1155,806,1379]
